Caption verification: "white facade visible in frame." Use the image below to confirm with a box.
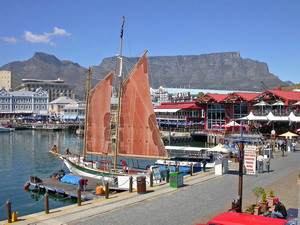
[63,101,85,121]
[0,88,49,115]
[0,70,11,91]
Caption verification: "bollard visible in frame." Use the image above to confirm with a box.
[190,164,193,176]
[150,172,154,187]
[129,176,133,193]
[175,164,179,173]
[44,193,49,214]
[6,200,12,223]
[105,182,109,199]
[77,188,81,206]
[166,169,170,183]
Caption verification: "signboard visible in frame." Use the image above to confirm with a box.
[244,145,257,175]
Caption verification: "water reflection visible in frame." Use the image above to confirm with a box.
[0,130,83,220]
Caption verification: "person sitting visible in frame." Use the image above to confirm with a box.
[65,148,70,155]
[271,198,287,219]
[51,145,58,153]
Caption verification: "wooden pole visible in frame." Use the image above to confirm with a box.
[129,176,133,193]
[44,193,49,214]
[6,200,12,223]
[150,172,154,187]
[83,67,92,160]
[105,182,109,199]
[166,169,170,183]
[190,163,193,176]
[77,188,81,206]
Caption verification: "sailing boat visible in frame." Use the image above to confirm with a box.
[59,52,167,186]
[55,17,167,185]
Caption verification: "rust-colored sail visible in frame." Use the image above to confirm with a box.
[118,53,166,158]
[85,72,113,155]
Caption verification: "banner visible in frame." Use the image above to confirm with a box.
[244,145,257,175]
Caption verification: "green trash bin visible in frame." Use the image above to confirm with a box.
[169,172,183,188]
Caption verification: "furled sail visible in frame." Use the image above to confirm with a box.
[85,72,113,155]
[118,53,166,158]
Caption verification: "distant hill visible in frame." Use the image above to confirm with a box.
[1,52,287,98]
[0,52,87,98]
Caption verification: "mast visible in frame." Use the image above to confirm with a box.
[113,16,125,171]
[83,67,92,160]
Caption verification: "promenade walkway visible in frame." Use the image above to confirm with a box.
[2,151,299,225]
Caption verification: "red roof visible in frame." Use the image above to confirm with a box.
[203,212,287,225]
[155,101,200,110]
[198,93,229,103]
[267,89,300,102]
[234,92,261,101]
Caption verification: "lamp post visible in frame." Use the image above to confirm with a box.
[237,121,244,213]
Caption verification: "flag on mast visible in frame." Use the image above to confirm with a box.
[120,16,125,39]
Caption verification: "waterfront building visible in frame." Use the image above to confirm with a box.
[154,101,205,131]
[18,78,74,101]
[150,86,256,104]
[49,95,78,115]
[155,89,300,132]
[0,70,11,91]
[62,101,85,121]
[0,88,48,118]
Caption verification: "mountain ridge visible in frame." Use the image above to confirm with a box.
[0,52,287,98]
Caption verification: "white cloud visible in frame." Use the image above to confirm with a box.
[24,31,51,44]
[51,27,71,36]
[24,27,71,45]
[1,36,17,44]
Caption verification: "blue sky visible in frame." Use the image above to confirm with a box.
[0,0,299,83]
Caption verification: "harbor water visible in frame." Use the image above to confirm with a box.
[0,130,82,220]
[0,130,205,220]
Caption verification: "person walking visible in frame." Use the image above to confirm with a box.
[202,159,207,172]
[257,154,264,173]
[265,157,270,173]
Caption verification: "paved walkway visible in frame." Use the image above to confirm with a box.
[1,151,299,225]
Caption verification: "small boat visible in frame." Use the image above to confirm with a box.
[0,126,15,132]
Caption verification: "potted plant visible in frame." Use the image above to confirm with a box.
[252,186,264,215]
[245,204,255,214]
[267,190,275,207]
[259,191,268,213]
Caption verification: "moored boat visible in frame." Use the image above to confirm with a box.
[0,126,15,132]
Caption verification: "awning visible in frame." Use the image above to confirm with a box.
[154,109,180,113]
[266,112,289,122]
[288,112,300,122]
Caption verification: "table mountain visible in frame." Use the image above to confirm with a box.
[93,52,286,91]
[1,52,287,99]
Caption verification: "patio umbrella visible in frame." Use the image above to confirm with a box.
[209,143,230,153]
[293,101,300,106]
[272,101,285,106]
[254,101,270,106]
[279,131,299,139]
[224,121,241,128]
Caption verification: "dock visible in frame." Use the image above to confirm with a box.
[26,175,127,201]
